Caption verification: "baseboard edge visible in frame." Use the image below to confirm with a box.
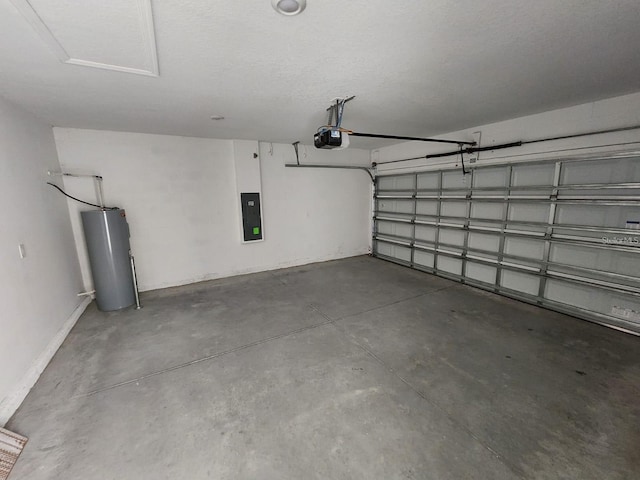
[0,296,92,427]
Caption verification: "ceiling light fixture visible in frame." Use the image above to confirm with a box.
[272,0,306,16]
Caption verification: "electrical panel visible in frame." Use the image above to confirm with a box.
[240,193,263,242]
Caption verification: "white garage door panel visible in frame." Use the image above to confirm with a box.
[471,202,503,220]
[504,237,546,260]
[438,256,463,276]
[415,225,437,242]
[417,173,439,189]
[512,164,556,186]
[468,232,500,252]
[442,171,467,189]
[549,244,639,278]
[441,201,467,217]
[474,168,509,188]
[545,279,602,310]
[378,175,414,191]
[545,279,640,323]
[377,242,412,264]
[374,154,640,334]
[414,250,435,268]
[508,203,551,223]
[376,220,412,238]
[378,199,413,215]
[561,157,640,185]
[556,204,637,228]
[440,229,465,247]
[466,262,497,284]
[416,200,438,216]
[501,270,541,296]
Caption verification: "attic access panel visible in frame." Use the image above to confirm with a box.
[373,155,640,335]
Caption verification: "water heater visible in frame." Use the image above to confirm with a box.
[81,209,135,311]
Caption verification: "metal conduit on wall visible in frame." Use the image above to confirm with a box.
[372,153,640,335]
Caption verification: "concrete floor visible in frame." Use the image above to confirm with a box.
[7,256,640,479]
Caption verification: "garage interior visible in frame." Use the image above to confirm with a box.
[1,1,639,479]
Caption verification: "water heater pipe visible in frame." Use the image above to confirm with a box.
[93,176,105,209]
[130,253,142,309]
[48,171,106,209]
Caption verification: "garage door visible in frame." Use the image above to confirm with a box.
[373,155,640,334]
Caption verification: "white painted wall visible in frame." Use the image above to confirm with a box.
[374,91,640,173]
[0,97,85,426]
[232,140,263,243]
[53,129,372,292]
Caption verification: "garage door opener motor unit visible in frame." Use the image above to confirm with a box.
[313,96,476,154]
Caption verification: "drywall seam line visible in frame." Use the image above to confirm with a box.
[76,313,335,398]
[335,326,527,480]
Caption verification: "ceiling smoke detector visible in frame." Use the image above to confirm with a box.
[272,0,306,16]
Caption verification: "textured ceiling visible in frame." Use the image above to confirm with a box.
[1,0,640,149]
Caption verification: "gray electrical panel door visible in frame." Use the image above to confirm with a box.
[81,209,135,311]
[241,193,263,241]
